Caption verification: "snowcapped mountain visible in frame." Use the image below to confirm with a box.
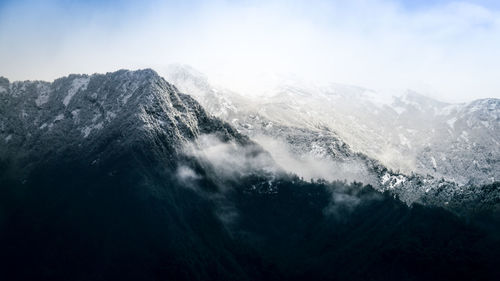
[1,69,500,281]
[256,83,499,186]
[0,69,264,174]
[163,64,499,207]
[163,65,499,183]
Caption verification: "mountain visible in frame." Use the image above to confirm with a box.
[1,69,500,281]
[163,64,500,207]
[268,86,499,186]
[0,69,279,187]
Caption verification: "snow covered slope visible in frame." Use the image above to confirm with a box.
[163,65,499,207]
[163,65,499,186]
[0,69,260,178]
[2,67,495,208]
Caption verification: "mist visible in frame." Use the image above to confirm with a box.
[182,134,280,180]
[180,133,383,225]
[182,133,379,188]
[253,135,380,185]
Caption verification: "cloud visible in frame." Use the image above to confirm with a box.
[322,186,383,221]
[183,134,280,181]
[182,133,380,224]
[175,165,202,190]
[253,135,380,185]
[180,134,280,227]
[183,133,380,187]
[1,0,499,102]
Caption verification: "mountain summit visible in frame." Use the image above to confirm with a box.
[0,69,253,172]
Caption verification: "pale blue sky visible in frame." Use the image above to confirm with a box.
[1,0,499,101]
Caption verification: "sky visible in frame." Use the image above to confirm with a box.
[0,0,499,102]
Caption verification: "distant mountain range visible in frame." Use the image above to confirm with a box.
[163,64,500,208]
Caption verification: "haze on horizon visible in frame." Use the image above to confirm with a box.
[1,0,499,102]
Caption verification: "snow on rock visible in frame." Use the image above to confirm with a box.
[398,133,412,149]
[381,172,391,185]
[63,77,89,106]
[54,114,64,122]
[36,94,50,107]
[163,64,500,207]
[81,122,104,138]
[446,117,457,128]
[122,92,133,105]
[35,83,51,106]
[431,156,437,169]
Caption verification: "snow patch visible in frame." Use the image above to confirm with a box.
[440,153,447,161]
[92,113,101,123]
[81,122,103,138]
[382,174,407,189]
[391,175,406,188]
[122,93,133,104]
[106,111,117,121]
[381,172,391,184]
[5,135,12,142]
[460,131,469,142]
[36,94,50,106]
[398,134,412,149]
[54,114,64,122]
[63,77,89,106]
[35,84,51,106]
[446,117,457,128]
[71,110,81,124]
[431,156,437,169]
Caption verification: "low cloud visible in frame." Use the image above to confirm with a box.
[175,165,201,189]
[179,133,385,225]
[2,0,500,101]
[183,134,280,180]
[253,135,380,186]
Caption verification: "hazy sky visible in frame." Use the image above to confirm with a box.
[0,0,499,102]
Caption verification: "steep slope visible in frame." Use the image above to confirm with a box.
[415,98,500,184]
[0,69,258,173]
[258,84,500,186]
[0,69,274,281]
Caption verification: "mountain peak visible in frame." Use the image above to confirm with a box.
[0,69,249,170]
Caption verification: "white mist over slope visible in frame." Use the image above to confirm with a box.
[254,135,378,184]
[165,64,500,187]
[183,134,279,179]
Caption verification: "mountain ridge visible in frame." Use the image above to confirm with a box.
[162,64,499,209]
[0,69,263,183]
